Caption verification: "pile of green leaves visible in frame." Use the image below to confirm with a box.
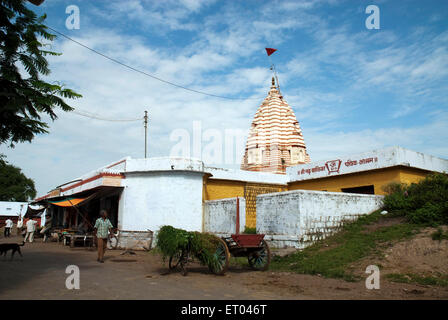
[383,173,448,226]
[156,225,191,258]
[156,226,222,269]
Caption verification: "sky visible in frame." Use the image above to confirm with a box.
[2,0,448,196]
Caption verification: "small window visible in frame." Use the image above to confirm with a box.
[341,185,375,195]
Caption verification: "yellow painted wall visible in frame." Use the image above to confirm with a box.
[288,166,433,195]
[203,177,285,228]
[204,179,246,200]
[398,167,430,185]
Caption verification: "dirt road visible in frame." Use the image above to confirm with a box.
[1,236,447,300]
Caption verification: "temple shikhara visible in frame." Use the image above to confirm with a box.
[241,76,310,174]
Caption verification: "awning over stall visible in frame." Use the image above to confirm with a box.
[48,197,87,207]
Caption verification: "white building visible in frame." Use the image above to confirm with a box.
[33,146,448,248]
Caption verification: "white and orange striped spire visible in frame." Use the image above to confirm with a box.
[241,76,310,174]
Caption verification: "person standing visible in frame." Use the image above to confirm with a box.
[24,218,37,243]
[94,210,113,263]
[40,213,52,242]
[4,218,13,237]
[17,216,23,236]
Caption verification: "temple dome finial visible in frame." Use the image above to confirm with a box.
[241,76,311,174]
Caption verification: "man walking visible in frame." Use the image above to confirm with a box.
[24,218,37,243]
[94,210,113,263]
[4,218,13,237]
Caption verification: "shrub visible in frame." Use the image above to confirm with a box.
[383,173,448,226]
[431,228,448,241]
[408,202,448,226]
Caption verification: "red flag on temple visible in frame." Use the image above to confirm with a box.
[265,48,277,56]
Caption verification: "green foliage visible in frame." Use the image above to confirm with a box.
[243,227,256,234]
[156,225,191,258]
[431,228,448,241]
[385,273,448,287]
[383,173,448,226]
[271,211,419,280]
[382,182,410,216]
[0,155,36,201]
[0,0,82,147]
[156,225,222,269]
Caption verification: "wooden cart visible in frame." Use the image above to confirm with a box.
[169,197,271,276]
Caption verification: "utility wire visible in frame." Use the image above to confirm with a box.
[47,26,262,101]
[72,108,143,122]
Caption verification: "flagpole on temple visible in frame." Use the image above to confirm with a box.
[265,48,281,95]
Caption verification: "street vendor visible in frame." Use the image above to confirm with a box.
[93,209,114,263]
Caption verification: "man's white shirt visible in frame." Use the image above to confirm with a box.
[26,219,37,232]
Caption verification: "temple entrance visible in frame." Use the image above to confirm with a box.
[244,184,283,229]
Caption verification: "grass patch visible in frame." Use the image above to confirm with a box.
[385,273,448,287]
[270,211,420,281]
[431,228,448,241]
[229,256,248,268]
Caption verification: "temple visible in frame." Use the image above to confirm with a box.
[241,77,310,174]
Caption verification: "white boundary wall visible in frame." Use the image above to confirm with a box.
[257,190,384,248]
[204,197,246,236]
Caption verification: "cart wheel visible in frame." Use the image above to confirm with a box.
[169,250,188,277]
[169,249,189,276]
[209,238,230,275]
[248,240,271,271]
[180,259,188,277]
[169,249,183,270]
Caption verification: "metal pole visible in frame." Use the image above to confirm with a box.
[144,110,148,158]
[236,197,240,235]
[268,54,281,95]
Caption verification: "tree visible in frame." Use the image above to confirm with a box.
[0,0,81,147]
[0,155,36,201]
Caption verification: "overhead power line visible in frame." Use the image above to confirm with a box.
[47,26,261,101]
[72,108,143,122]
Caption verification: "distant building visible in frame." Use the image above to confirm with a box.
[241,77,310,174]
[0,201,27,225]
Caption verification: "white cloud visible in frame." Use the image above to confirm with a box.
[307,111,448,161]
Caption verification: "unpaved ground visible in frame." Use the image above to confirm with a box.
[0,235,447,300]
[351,225,448,280]
[381,226,448,275]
